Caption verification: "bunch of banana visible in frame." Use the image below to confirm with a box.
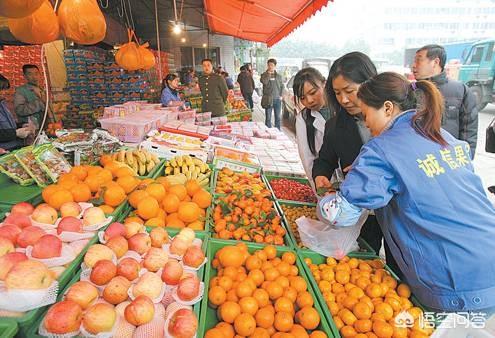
[164,155,211,187]
[112,148,161,176]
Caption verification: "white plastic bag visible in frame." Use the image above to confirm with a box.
[296,216,363,259]
[252,91,260,104]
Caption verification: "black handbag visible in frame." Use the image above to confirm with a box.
[486,117,495,153]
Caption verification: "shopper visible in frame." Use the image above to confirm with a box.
[312,52,400,274]
[292,67,330,190]
[237,65,255,110]
[0,74,35,150]
[412,44,478,157]
[161,74,182,107]
[198,59,228,117]
[261,58,284,129]
[14,64,46,129]
[222,72,234,90]
[320,71,495,313]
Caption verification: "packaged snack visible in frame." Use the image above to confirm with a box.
[0,153,34,186]
[15,146,53,187]
[33,144,72,182]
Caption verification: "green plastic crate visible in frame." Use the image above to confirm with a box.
[212,168,269,196]
[0,176,42,207]
[263,174,317,205]
[0,319,18,338]
[198,239,334,337]
[153,162,214,192]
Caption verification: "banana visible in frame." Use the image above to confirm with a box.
[166,174,187,185]
[184,155,193,166]
[198,177,209,186]
[186,170,192,180]
[144,151,152,164]
[131,161,139,174]
[118,149,126,162]
[146,161,155,173]
[165,166,173,175]
[170,158,177,167]
[139,163,146,176]
[125,150,134,165]
[191,170,198,180]
[134,150,146,164]
[193,158,203,166]
[182,164,189,173]
[150,153,160,163]
[173,167,181,175]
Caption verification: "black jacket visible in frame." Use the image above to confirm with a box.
[312,109,363,180]
[236,71,255,95]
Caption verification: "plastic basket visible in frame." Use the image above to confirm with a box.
[0,319,18,338]
[263,174,317,205]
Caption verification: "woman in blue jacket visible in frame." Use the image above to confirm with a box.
[161,74,182,107]
[320,72,495,313]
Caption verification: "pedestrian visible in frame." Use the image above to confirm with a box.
[14,64,48,129]
[222,72,234,90]
[260,58,284,129]
[198,59,228,117]
[292,67,330,190]
[319,71,495,313]
[237,65,255,110]
[160,74,183,107]
[312,52,400,276]
[412,44,478,157]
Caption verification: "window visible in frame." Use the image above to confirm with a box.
[467,46,484,64]
[485,43,495,62]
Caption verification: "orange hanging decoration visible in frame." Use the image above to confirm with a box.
[8,1,59,45]
[0,0,44,18]
[115,30,155,71]
[139,43,156,70]
[57,0,107,45]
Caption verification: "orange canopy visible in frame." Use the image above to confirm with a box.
[204,0,330,47]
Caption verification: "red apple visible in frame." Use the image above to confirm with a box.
[32,205,58,225]
[150,227,169,248]
[182,246,205,268]
[57,216,83,234]
[11,202,34,216]
[5,260,54,289]
[60,202,82,218]
[103,276,131,304]
[117,257,140,281]
[90,259,117,286]
[104,222,126,241]
[4,213,31,228]
[169,237,189,256]
[177,275,200,301]
[128,233,151,255]
[84,244,115,268]
[0,252,27,280]
[0,224,22,245]
[32,234,62,259]
[143,247,168,272]
[105,235,128,258]
[82,303,116,334]
[124,295,155,326]
[17,226,46,248]
[44,300,83,334]
[161,260,183,285]
[65,281,99,309]
[83,207,106,227]
[124,222,142,239]
[0,237,15,257]
[168,308,198,338]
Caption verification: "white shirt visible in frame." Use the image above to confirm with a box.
[295,110,326,191]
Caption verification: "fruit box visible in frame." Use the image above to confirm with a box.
[211,168,268,197]
[197,239,334,337]
[0,319,18,338]
[263,174,317,205]
[298,251,430,338]
[0,177,43,207]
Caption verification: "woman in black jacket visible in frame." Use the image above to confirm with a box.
[312,52,401,276]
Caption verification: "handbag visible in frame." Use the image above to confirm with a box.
[486,117,495,153]
[260,94,273,109]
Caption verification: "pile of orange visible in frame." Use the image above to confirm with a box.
[205,243,328,338]
[123,175,212,230]
[305,256,433,338]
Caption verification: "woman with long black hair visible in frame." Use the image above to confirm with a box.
[160,73,182,107]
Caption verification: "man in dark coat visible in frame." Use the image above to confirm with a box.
[198,59,228,117]
[237,65,255,110]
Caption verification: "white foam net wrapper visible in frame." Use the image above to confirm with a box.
[26,244,76,267]
[0,281,58,312]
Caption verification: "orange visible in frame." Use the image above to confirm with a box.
[136,196,159,220]
[335,270,350,284]
[192,189,212,208]
[125,216,143,224]
[334,316,345,330]
[274,311,294,332]
[208,285,227,306]
[253,288,270,307]
[296,306,320,330]
[166,216,185,228]
[48,189,74,210]
[103,185,126,207]
[263,245,277,259]
[70,183,92,202]
[264,268,280,281]
[275,276,290,289]
[42,184,62,203]
[366,283,383,298]
[145,183,166,202]
[144,217,165,227]
[340,325,358,337]
[250,327,270,338]
[114,166,135,178]
[187,220,204,230]
[218,246,245,268]
[384,297,402,312]
[239,296,259,316]
[296,291,314,308]
[58,173,79,186]
[281,252,296,265]
[70,166,88,180]
[276,261,291,277]
[99,205,114,214]
[234,313,256,336]
[204,328,225,338]
[289,324,309,337]
[284,287,298,303]
[216,322,235,338]
[104,162,121,176]
[274,297,294,314]
[266,281,283,300]
[348,287,365,300]
[168,184,187,201]
[248,269,264,286]
[246,256,262,271]
[397,284,411,298]
[85,165,103,176]
[162,194,181,213]
[218,276,233,291]
[408,307,423,320]
[372,320,394,337]
[382,276,397,290]
[353,302,372,319]
[96,168,113,183]
[226,289,238,302]
[177,202,200,223]
[156,208,167,220]
[290,276,307,292]
[117,176,138,194]
[84,175,104,193]
[255,306,275,329]
[219,301,241,323]
[236,281,254,298]
[339,309,358,326]
[185,179,202,197]
[375,303,394,321]
[155,176,170,189]
[355,319,372,333]
[99,154,113,166]
[343,296,359,310]
[310,331,328,338]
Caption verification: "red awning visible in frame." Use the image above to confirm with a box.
[204,0,330,47]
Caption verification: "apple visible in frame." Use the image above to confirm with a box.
[105,235,128,258]
[117,257,140,281]
[177,275,200,301]
[83,207,106,227]
[0,237,14,257]
[168,308,198,338]
[84,244,114,268]
[60,202,82,218]
[32,204,58,225]
[90,259,117,286]
[124,222,142,239]
[150,227,169,248]
[5,260,54,289]
[128,233,151,255]
[0,252,27,280]
[82,303,116,334]
[57,216,83,234]
[177,228,195,244]
[32,234,62,259]
[143,247,168,272]
[103,276,131,304]
[104,222,126,241]
[65,281,99,309]
[17,226,45,248]
[0,224,22,245]
[182,246,205,268]
[169,237,189,256]
[11,202,34,216]
[124,295,155,326]
[161,260,183,285]
[4,213,31,228]
[133,272,163,300]
[44,300,83,334]
[50,266,66,279]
